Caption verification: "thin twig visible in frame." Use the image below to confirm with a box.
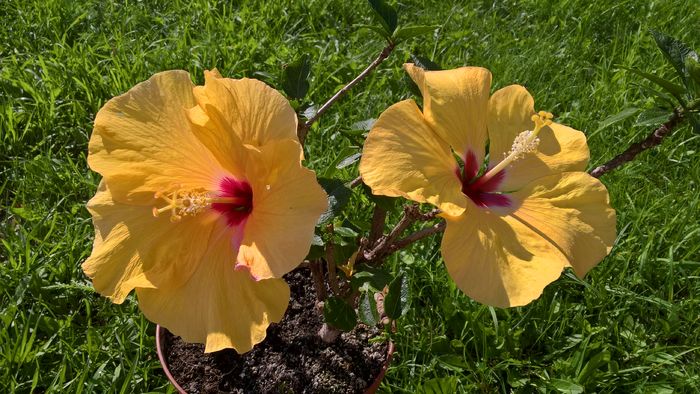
[348,176,363,188]
[589,108,684,178]
[363,204,418,261]
[298,42,396,144]
[389,221,446,253]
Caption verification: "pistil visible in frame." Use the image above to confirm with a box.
[477,111,553,185]
[152,188,249,222]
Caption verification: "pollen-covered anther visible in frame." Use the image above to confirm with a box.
[508,130,540,160]
[152,186,252,223]
[152,188,213,221]
[478,110,555,185]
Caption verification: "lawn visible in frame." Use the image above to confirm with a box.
[1,0,699,392]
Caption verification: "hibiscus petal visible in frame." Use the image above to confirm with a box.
[359,99,467,216]
[487,85,589,191]
[88,70,224,204]
[193,70,298,147]
[441,202,570,307]
[82,182,219,303]
[237,139,328,279]
[404,64,491,162]
[136,228,289,353]
[186,102,249,178]
[510,172,616,277]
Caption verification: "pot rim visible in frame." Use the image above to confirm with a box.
[155,324,395,394]
[155,325,187,394]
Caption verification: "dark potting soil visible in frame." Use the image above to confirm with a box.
[162,268,389,394]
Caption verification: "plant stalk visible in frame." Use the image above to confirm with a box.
[325,225,341,296]
[589,108,684,178]
[389,221,446,253]
[368,205,387,247]
[309,259,327,302]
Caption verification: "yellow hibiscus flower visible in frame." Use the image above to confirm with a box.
[82,70,328,352]
[360,64,616,308]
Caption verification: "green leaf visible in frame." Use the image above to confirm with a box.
[417,377,458,394]
[358,291,379,325]
[621,66,686,102]
[323,296,357,331]
[333,241,359,267]
[323,146,357,177]
[635,83,678,109]
[590,107,640,138]
[384,273,409,319]
[354,24,391,40]
[549,379,584,394]
[651,30,697,88]
[635,108,670,127]
[336,152,361,169]
[317,178,352,224]
[686,56,700,94]
[435,354,469,371]
[301,104,318,120]
[350,266,393,291]
[392,25,436,43]
[409,54,442,70]
[577,350,611,384]
[11,207,40,221]
[367,0,398,37]
[281,54,311,100]
[334,226,358,238]
[311,234,324,246]
[350,118,376,131]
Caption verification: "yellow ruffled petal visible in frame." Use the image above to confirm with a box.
[88,70,224,204]
[237,139,328,279]
[81,182,219,303]
[510,172,616,277]
[441,202,571,307]
[186,102,249,178]
[136,226,290,353]
[404,64,491,162]
[487,85,589,191]
[193,70,298,147]
[359,99,467,216]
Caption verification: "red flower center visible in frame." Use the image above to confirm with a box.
[212,177,253,226]
[458,150,512,208]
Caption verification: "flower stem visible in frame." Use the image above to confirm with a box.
[298,42,396,144]
[589,107,685,178]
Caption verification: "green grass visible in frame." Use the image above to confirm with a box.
[1,0,699,392]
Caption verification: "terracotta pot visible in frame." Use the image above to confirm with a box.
[156,324,395,394]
